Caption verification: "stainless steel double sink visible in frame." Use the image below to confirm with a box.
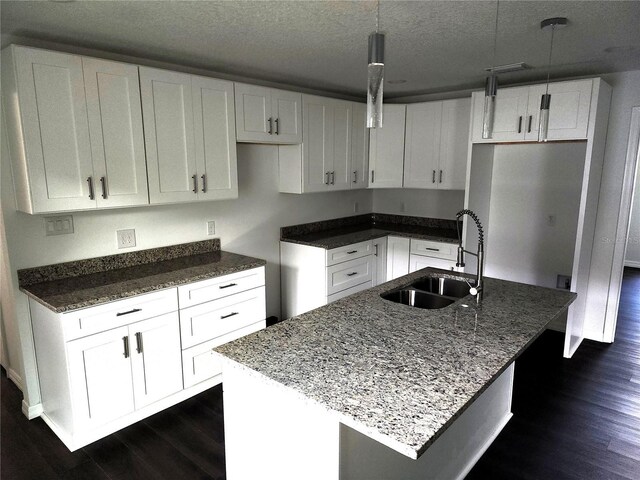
[381,276,475,309]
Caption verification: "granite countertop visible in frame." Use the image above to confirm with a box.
[215,268,576,459]
[19,240,266,313]
[280,213,460,250]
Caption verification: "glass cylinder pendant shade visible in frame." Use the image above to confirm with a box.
[539,93,551,142]
[482,75,498,139]
[367,32,385,128]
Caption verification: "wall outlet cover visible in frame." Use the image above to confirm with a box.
[44,215,74,236]
[207,221,216,236]
[117,229,136,249]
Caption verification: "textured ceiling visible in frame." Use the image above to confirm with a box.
[1,1,639,99]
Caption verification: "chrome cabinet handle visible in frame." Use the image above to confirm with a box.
[219,283,237,289]
[353,171,357,183]
[347,272,358,277]
[122,336,129,358]
[116,308,141,317]
[275,118,279,135]
[87,177,95,200]
[518,116,523,133]
[135,332,143,354]
[100,176,107,199]
[432,170,436,184]
[268,117,273,135]
[347,250,358,254]
[528,115,533,133]
[371,170,375,183]
[439,170,443,183]
[221,312,239,319]
[201,174,207,193]
[330,171,335,185]
[192,174,198,193]
[325,172,330,185]
[425,247,440,252]
[374,244,379,257]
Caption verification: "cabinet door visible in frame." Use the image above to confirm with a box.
[529,79,593,141]
[67,326,134,429]
[140,67,198,204]
[192,76,238,200]
[11,46,96,212]
[372,237,388,286]
[302,96,333,192]
[234,83,273,143]
[350,103,369,189]
[369,104,406,188]
[271,89,302,144]
[83,58,149,208]
[439,98,471,190]
[403,102,442,189]
[129,312,183,409]
[386,236,410,281]
[473,87,529,143]
[332,100,353,190]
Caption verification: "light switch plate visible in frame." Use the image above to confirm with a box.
[207,221,216,236]
[117,229,136,249]
[44,215,74,236]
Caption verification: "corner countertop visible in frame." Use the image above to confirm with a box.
[215,268,576,459]
[18,240,266,313]
[280,213,460,250]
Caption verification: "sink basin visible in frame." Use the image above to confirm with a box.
[381,289,455,309]
[410,276,473,299]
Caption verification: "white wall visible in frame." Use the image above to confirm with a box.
[372,189,465,219]
[625,153,640,267]
[584,70,640,341]
[484,143,585,289]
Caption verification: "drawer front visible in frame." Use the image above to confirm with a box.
[326,241,373,266]
[178,266,265,309]
[179,286,266,349]
[410,239,457,261]
[63,288,178,341]
[326,256,373,296]
[182,321,265,388]
[409,254,458,273]
[327,280,372,304]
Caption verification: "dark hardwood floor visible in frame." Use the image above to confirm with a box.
[2,267,639,479]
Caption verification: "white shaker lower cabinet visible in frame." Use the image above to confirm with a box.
[281,241,374,319]
[29,267,266,451]
[408,239,459,273]
[386,236,410,281]
[372,236,388,286]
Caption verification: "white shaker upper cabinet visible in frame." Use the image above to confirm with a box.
[140,67,198,204]
[2,45,96,213]
[191,76,238,201]
[235,83,302,144]
[82,58,149,208]
[403,102,442,189]
[439,98,471,190]
[369,104,406,188]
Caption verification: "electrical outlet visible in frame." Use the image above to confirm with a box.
[117,229,136,249]
[44,215,74,236]
[547,214,556,226]
[556,274,571,290]
[207,221,216,236]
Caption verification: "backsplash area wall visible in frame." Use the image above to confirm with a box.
[372,188,465,220]
[1,140,372,404]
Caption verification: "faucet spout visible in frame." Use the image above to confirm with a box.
[455,209,485,303]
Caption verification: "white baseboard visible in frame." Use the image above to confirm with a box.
[7,367,23,391]
[22,399,43,419]
[624,260,640,268]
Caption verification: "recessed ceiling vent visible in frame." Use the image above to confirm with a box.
[484,62,530,74]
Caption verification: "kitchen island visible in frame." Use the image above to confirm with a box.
[215,268,576,480]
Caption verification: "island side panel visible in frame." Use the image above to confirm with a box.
[221,358,340,480]
[339,363,515,480]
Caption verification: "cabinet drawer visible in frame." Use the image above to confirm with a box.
[326,256,373,296]
[182,320,265,388]
[179,287,266,349]
[326,241,372,266]
[177,266,265,309]
[410,239,457,261]
[63,288,178,341]
[409,254,458,273]
[327,280,372,304]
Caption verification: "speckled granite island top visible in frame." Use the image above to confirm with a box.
[18,239,266,313]
[216,268,576,459]
[281,213,459,249]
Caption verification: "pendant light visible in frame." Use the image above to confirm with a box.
[539,17,568,142]
[482,0,500,139]
[367,0,384,128]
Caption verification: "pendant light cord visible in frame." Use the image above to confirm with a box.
[376,0,380,33]
[491,0,499,69]
[545,25,556,95]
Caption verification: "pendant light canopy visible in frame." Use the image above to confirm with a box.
[482,0,500,139]
[539,17,568,142]
[367,1,384,129]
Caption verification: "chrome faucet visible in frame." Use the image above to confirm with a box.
[455,209,485,303]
